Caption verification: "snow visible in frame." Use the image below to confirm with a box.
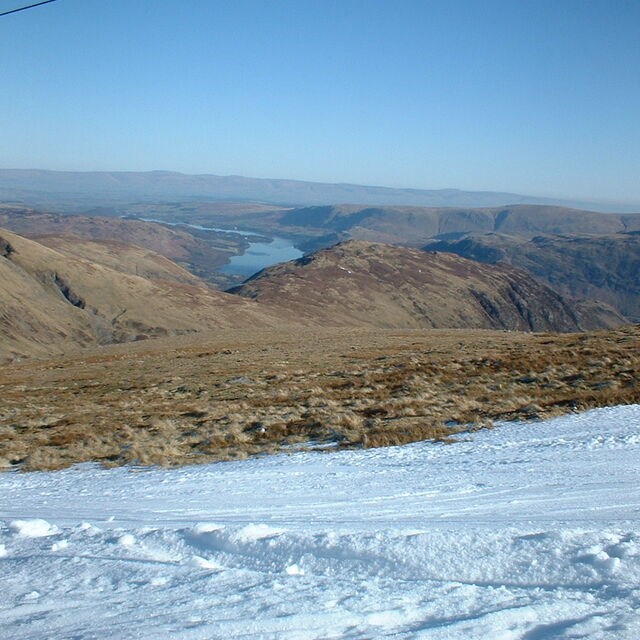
[7,518,58,538]
[1,404,640,639]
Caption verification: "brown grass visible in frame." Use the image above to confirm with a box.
[1,324,638,471]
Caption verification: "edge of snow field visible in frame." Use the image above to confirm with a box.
[1,405,639,639]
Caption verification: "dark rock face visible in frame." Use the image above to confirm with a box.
[0,237,13,258]
[230,241,623,332]
[424,232,640,322]
[52,273,86,309]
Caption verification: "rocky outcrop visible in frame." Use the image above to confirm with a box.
[0,236,13,258]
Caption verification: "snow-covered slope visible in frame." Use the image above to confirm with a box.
[1,405,640,639]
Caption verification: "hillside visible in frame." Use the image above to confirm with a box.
[0,206,245,285]
[230,241,624,332]
[32,234,204,286]
[0,228,286,360]
[1,229,629,362]
[3,202,638,306]
[425,232,640,321]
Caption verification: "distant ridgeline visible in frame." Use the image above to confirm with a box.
[0,168,638,211]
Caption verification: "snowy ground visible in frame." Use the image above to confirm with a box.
[1,405,640,639]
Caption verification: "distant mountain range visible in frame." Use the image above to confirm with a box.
[0,168,637,213]
[272,204,640,250]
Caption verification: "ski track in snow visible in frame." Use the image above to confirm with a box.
[1,405,639,639]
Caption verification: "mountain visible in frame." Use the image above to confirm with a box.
[424,232,640,322]
[229,241,624,332]
[270,204,640,250]
[0,228,286,360]
[0,205,245,285]
[1,168,637,212]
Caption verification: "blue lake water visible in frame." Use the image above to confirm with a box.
[134,217,303,277]
[219,236,303,277]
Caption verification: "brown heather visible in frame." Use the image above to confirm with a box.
[1,324,638,472]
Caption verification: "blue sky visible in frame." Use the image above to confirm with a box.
[1,0,639,202]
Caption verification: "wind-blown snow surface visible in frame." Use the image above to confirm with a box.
[1,405,640,639]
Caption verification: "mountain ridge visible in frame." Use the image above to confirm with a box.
[1,231,626,361]
[1,168,637,212]
[274,204,640,248]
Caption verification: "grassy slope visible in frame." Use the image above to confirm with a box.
[2,324,638,471]
[0,206,245,284]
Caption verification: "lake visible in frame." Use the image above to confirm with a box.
[133,217,303,277]
[218,235,303,277]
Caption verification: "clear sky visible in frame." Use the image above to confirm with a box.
[1,0,639,203]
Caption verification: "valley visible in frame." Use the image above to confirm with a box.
[130,216,305,280]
